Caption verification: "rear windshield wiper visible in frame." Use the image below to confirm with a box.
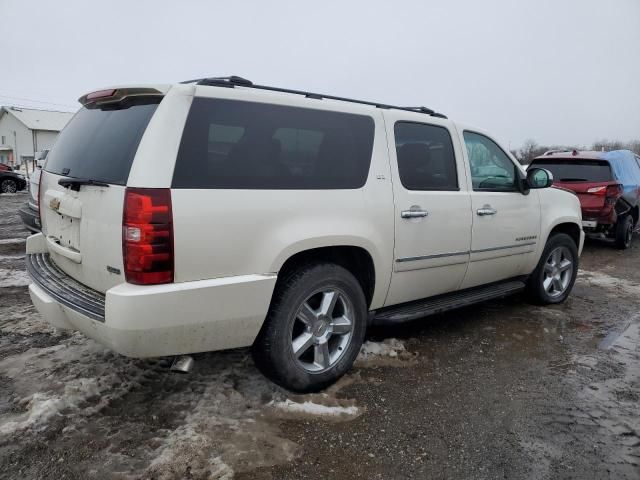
[559,177,588,182]
[58,178,110,191]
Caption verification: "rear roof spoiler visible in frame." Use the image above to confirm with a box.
[79,87,164,107]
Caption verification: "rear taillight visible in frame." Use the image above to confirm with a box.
[588,184,624,204]
[37,170,44,225]
[586,186,607,195]
[123,188,174,285]
[606,184,623,198]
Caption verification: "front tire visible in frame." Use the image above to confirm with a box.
[0,179,17,194]
[527,233,578,305]
[614,215,634,249]
[252,263,367,392]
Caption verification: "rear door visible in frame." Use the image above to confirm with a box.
[384,113,472,306]
[40,95,162,293]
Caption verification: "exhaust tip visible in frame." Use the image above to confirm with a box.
[170,355,194,374]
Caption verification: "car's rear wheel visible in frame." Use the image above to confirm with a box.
[252,263,367,392]
[0,179,17,194]
[527,233,578,304]
[614,215,634,249]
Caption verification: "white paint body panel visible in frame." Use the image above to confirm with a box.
[381,110,472,305]
[28,82,583,358]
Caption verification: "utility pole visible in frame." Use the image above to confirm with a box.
[13,130,18,170]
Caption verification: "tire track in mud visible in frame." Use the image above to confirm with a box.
[520,271,640,479]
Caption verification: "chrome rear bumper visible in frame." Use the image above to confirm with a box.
[26,253,105,321]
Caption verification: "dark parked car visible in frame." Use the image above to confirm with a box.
[530,149,640,249]
[0,169,26,194]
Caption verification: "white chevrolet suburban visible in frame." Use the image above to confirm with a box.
[26,76,584,391]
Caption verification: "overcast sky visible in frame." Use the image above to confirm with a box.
[1,0,638,149]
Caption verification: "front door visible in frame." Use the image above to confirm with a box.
[459,130,541,289]
[384,115,472,306]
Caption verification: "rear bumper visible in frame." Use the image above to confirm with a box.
[26,235,277,357]
[18,203,40,232]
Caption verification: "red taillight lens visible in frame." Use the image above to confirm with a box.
[606,184,623,198]
[37,170,44,226]
[86,89,116,101]
[586,184,623,200]
[123,188,174,285]
[586,186,607,196]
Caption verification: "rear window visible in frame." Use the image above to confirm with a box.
[45,98,160,185]
[530,159,612,183]
[172,98,375,189]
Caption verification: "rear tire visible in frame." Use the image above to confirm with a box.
[526,233,578,305]
[614,215,634,249]
[252,263,367,392]
[0,179,17,194]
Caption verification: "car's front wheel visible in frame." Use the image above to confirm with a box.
[527,233,578,304]
[0,179,17,194]
[252,263,367,392]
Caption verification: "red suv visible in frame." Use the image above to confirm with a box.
[530,150,640,249]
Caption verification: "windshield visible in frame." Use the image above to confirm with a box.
[45,98,160,185]
[530,159,612,183]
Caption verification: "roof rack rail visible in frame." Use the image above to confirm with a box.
[182,76,447,119]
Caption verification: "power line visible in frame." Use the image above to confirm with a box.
[0,94,77,110]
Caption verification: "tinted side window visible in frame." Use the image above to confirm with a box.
[172,98,375,189]
[463,131,518,191]
[394,122,458,191]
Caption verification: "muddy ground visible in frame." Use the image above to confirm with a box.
[0,192,638,479]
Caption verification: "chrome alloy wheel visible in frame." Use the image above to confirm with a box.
[290,289,354,373]
[543,246,574,298]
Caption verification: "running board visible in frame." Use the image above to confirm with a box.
[373,280,526,325]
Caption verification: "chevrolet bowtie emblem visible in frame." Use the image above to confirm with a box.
[49,198,61,211]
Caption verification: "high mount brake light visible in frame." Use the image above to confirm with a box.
[85,89,116,101]
[123,188,174,285]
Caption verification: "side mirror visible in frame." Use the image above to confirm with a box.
[526,167,554,189]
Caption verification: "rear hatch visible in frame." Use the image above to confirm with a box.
[530,158,616,211]
[40,94,162,293]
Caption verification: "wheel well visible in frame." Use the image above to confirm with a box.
[277,246,376,307]
[630,206,639,226]
[549,222,581,248]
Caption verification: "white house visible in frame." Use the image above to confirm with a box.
[0,106,75,167]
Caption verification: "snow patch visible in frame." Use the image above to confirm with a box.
[579,270,640,296]
[0,268,31,287]
[359,338,406,358]
[355,338,416,367]
[138,352,299,478]
[0,254,25,261]
[0,339,149,436]
[0,237,26,245]
[271,399,359,417]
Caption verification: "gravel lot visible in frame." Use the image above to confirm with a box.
[0,192,638,479]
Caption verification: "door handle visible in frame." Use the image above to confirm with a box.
[401,209,428,219]
[477,206,497,216]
